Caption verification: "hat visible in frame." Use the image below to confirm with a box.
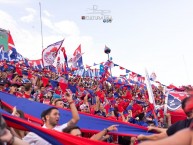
[0,79,9,86]
[21,78,31,84]
[53,93,61,99]
[80,104,88,110]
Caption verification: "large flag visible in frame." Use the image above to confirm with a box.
[0,92,153,137]
[0,29,25,61]
[42,40,64,67]
[7,31,18,60]
[69,45,84,68]
[1,110,112,145]
[0,28,8,51]
[8,31,15,50]
[167,91,187,123]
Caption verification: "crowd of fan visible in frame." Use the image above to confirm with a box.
[1,60,193,145]
[0,60,169,128]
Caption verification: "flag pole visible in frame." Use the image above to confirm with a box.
[39,2,44,50]
[163,86,169,128]
[145,68,158,125]
[108,53,112,77]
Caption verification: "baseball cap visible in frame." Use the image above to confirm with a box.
[0,79,9,86]
[21,78,31,84]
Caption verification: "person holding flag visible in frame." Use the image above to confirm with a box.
[23,92,80,145]
[139,97,193,145]
[137,96,193,141]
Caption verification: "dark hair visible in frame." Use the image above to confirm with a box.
[182,96,193,117]
[17,110,25,119]
[41,107,58,121]
[181,97,190,110]
[62,126,81,134]
[40,110,46,122]
[138,112,145,121]
[54,99,63,105]
[24,83,32,91]
[118,136,131,145]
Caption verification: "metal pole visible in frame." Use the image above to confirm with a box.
[108,53,112,77]
[163,87,169,128]
[39,2,44,50]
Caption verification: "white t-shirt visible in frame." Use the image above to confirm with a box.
[23,123,68,145]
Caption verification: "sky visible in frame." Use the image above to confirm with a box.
[0,0,193,87]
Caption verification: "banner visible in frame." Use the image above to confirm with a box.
[1,110,112,145]
[42,40,64,67]
[28,59,43,69]
[0,92,153,137]
[167,91,187,123]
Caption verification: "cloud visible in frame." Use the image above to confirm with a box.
[0,0,28,4]
[0,9,94,62]
[42,17,54,30]
[43,10,52,17]
[0,10,42,59]
[0,10,17,29]
[20,8,37,23]
[54,21,80,36]
[42,17,80,36]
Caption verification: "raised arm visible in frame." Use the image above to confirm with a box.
[137,131,167,141]
[66,93,80,127]
[84,93,90,112]
[95,96,100,112]
[147,126,167,133]
[139,128,192,145]
[90,125,118,141]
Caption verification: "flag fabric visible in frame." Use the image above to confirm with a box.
[28,59,43,70]
[8,32,15,50]
[0,92,153,137]
[144,69,155,105]
[50,80,59,89]
[119,66,125,70]
[138,76,145,83]
[1,110,113,145]
[61,47,67,63]
[0,28,8,51]
[167,91,187,123]
[99,64,105,75]
[104,60,113,70]
[0,30,26,62]
[129,72,137,81]
[0,46,3,60]
[150,72,157,81]
[126,69,130,73]
[42,40,64,67]
[68,53,84,68]
[7,31,19,60]
[70,45,84,68]
[56,56,61,73]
